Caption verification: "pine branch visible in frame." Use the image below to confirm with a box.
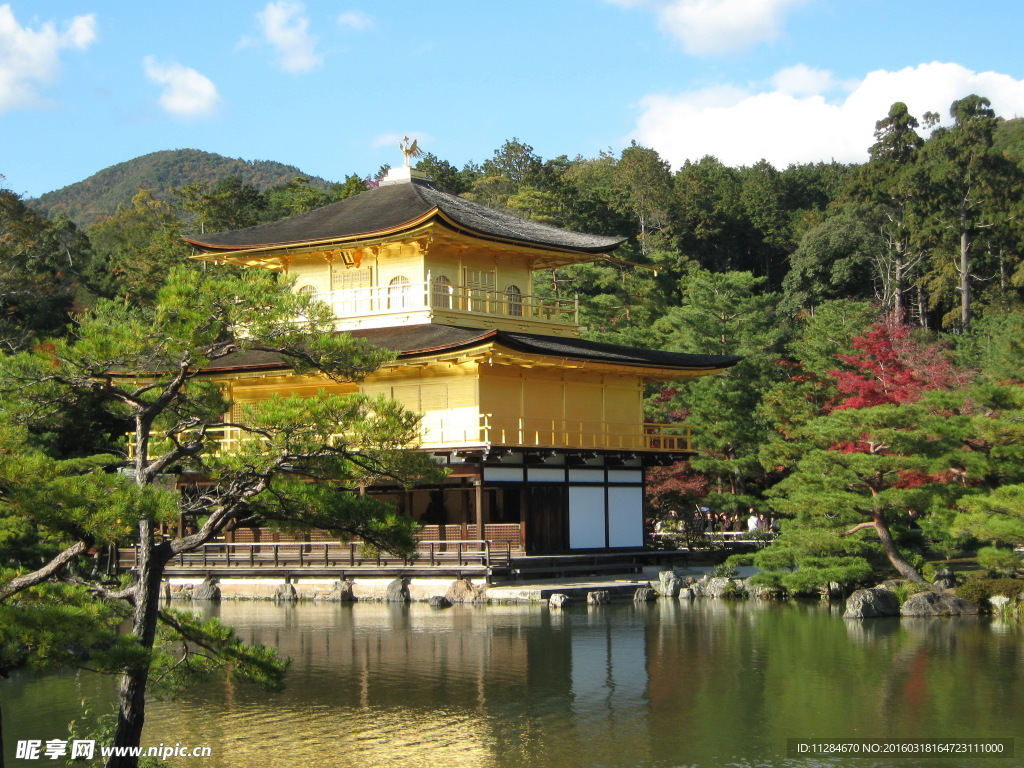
[0,540,88,603]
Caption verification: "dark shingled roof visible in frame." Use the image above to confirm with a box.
[498,330,742,370]
[203,325,741,374]
[186,179,625,254]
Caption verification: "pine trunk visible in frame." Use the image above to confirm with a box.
[873,515,926,583]
[108,520,167,768]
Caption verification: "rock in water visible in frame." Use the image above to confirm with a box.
[822,581,844,599]
[549,593,572,609]
[273,583,298,602]
[428,595,452,608]
[901,591,978,617]
[634,587,657,602]
[324,579,355,602]
[658,570,682,597]
[587,590,610,605]
[843,587,900,618]
[192,578,220,601]
[384,577,410,603]
[704,577,733,599]
[445,578,483,604]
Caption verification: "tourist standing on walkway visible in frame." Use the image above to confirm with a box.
[747,508,759,533]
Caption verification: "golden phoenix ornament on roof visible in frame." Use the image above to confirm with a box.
[399,136,423,167]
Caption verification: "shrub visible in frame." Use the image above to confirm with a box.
[921,562,940,582]
[747,571,785,590]
[725,553,754,568]
[753,546,797,572]
[977,546,1023,577]
[905,552,926,573]
[779,558,875,596]
[887,581,933,605]
[926,531,975,560]
[713,562,739,578]
[955,577,1024,605]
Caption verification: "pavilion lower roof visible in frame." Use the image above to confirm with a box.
[201,325,742,375]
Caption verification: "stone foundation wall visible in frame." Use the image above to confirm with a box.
[166,576,486,603]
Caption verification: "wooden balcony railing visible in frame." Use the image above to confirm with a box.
[419,414,692,451]
[305,279,578,326]
[128,417,693,458]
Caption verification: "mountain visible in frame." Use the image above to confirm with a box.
[32,149,332,226]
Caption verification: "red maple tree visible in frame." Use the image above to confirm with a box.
[829,322,965,411]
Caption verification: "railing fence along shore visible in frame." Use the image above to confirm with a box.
[120,538,512,571]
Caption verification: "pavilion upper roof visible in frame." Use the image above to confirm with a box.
[184,178,625,255]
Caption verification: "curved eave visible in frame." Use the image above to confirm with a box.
[399,341,739,381]
[194,344,737,382]
[429,209,625,256]
[184,208,441,256]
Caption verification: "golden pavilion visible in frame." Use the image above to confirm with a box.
[184,163,739,555]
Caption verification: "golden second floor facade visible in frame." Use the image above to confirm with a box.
[210,324,720,456]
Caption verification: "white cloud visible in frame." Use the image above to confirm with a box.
[256,1,322,73]
[608,0,807,56]
[0,4,97,112]
[631,62,1024,169]
[769,64,838,96]
[143,57,220,119]
[337,10,373,31]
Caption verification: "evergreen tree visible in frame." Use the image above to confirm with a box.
[0,186,92,348]
[917,95,1021,329]
[647,266,787,508]
[85,191,188,304]
[0,266,440,766]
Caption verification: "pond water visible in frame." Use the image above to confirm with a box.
[4,598,1023,768]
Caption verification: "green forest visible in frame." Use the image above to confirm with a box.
[5,94,1024,598]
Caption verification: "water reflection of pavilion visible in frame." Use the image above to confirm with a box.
[161,602,654,768]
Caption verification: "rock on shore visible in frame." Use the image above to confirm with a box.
[843,587,900,618]
[900,591,978,617]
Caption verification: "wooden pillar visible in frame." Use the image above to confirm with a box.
[519,486,528,551]
[474,473,483,540]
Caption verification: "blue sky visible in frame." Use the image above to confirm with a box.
[3,0,1024,199]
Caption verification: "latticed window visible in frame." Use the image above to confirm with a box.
[387,275,412,309]
[505,284,523,317]
[296,285,318,320]
[432,275,453,309]
[464,269,496,313]
[331,267,372,314]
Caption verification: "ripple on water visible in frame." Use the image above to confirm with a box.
[144,700,499,768]
[7,601,1024,768]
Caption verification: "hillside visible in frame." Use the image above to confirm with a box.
[33,149,332,226]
